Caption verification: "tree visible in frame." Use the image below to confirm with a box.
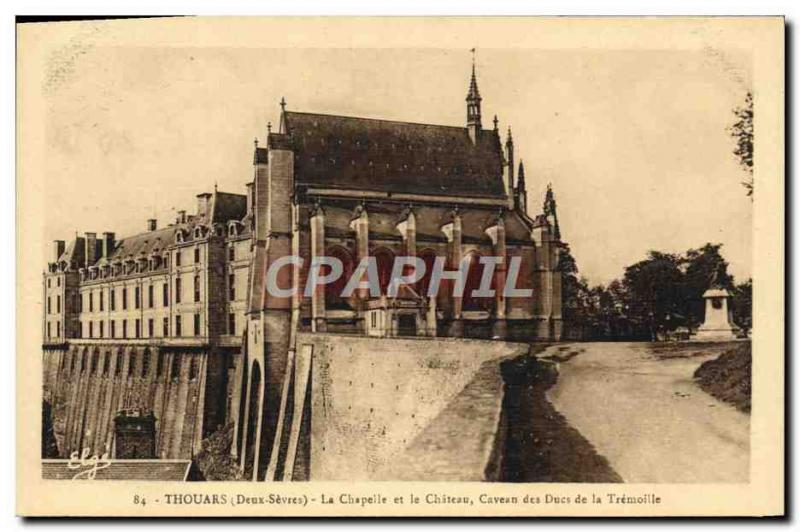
[42,399,59,458]
[682,243,733,328]
[731,279,752,334]
[729,91,753,197]
[558,243,594,338]
[621,251,685,340]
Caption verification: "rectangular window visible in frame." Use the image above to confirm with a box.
[56,321,60,337]
[163,317,169,337]
[135,319,140,338]
[57,277,60,287]
[122,288,128,310]
[175,278,181,303]
[57,295,61,313]
[47,296,51,315]
[148,285,154,308]
[47,278,50,288]
[135,286,140,309]
[89,321,94,338]
[194,276,201,302]
[229,273,235,301]
[99,290,104,311]
[194,248,200,263]
[228,246,235,262]
[47,322,51,338]
[99,320,105,338]
[176,250,181,267]
[193,313,200,337]
[89,292,94,312]
[122,319,127,339]
[175,315,182,337]
[148,318,154,338]
[162,283,168,306]
[110,288,115,311]
[228,313,236,335]
[111,320,116,339]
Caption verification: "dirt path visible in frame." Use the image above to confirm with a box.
[545,342,750,483]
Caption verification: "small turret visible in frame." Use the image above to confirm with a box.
[505,127,515,199]
[543,184,561,241]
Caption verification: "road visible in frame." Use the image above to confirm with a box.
[544,342,750,483]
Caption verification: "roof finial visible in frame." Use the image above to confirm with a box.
[493,115,499,131]
[280,97,286,112]
[267,122,272,134]
[254,137,258,147]
[506,126,513,145]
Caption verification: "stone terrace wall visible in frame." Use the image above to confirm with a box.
[298,333,528,481]
[42,345,231,460]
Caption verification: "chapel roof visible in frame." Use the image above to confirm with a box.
[262,111,506,199]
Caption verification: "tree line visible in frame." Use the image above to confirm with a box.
[560,243,751,341]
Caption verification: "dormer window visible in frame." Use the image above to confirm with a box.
[175,230,185,244]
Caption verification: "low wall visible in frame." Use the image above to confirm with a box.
[297,333,528,481]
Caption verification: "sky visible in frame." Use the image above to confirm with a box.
[40,44,753,286]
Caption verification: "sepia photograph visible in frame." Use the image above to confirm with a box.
[16,16,784,517]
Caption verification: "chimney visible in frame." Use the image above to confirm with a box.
[84,232,98,267]
[245,182,254,215]
[197,192,212,218]
[147,219,157,232]
[177,210,187,224]
[52,240,65,263]
[102,232,116,259]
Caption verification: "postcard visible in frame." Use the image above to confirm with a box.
[16,16,784,517]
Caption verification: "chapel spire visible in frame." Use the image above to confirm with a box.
[466,51,483,144]
[505,126,515,199]
[516,160,528,213]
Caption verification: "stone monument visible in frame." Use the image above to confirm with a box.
[695,272,738,341]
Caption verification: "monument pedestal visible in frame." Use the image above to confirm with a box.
[694,287,738,341]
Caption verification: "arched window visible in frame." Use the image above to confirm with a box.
[156,352,164,378]
[81,350,88,374]
[325,246,354,308]
[417,248,438,297]
[115,352,123,376]
[372,247,395,295]
[102,352,110,376]
[462,252,494,312]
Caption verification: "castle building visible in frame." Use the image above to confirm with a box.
[42,63,565,474]
[42,189,254,459]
